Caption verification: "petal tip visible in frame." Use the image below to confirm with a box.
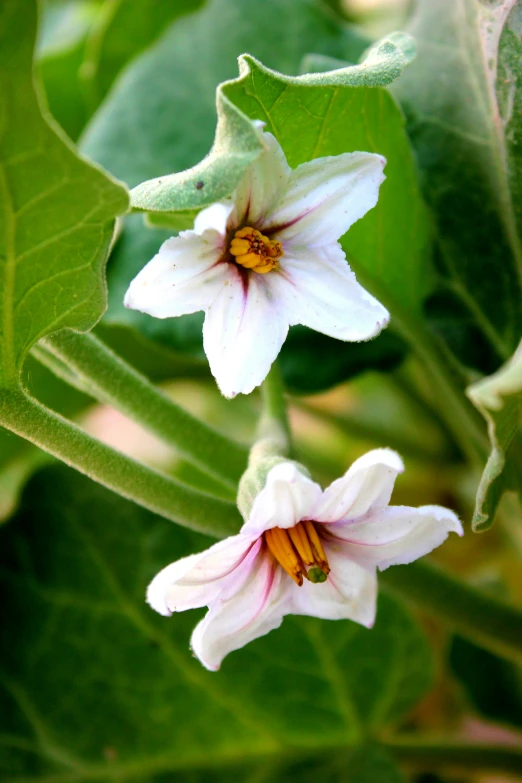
[146,582,172,617]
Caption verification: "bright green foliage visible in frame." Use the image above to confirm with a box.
[467,341,522,530]
[82,0,370,188]
[82,0,206,111]
[37,0,99,140]
[0,466,430,781]
[129,36,417,216]
[393,0,522,372]
[0,0,128,388]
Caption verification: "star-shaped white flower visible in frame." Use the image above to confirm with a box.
[125,124,389,397]
[147,449,462,671]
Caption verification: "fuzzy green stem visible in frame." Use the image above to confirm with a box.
[39,330,248,488]
[256,361,291,458]
[0,386,242,538]
[381,559,522,665]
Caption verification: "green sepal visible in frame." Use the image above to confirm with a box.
[236,441,310,523]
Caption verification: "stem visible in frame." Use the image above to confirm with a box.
[385,738,522,776]
[0,386,242,538]
[347,259,489,465]
[39,330,248,488]
[256,361,291,458]
[381,559,522,665]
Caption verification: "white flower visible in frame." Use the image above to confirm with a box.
[147,449,462,671]
[125,124,389,397]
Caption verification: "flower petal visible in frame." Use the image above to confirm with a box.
[146,534,257,616]
[270,244,389,341]
[234,131,291,227]
[124,232,226,318]
[266,152,385,245]
[190,547,290,670]
[203,268,289,397]
[330,505,463,571]
[242,462,323,537]
[315,449,404,524]
[194,200,234,235]
[290,541,377,628]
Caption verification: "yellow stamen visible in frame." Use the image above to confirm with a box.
[230,227,283,274]
[265,527,303,586]
[288,524,314,567]
[264,521,330,585]
[303,520,330,575]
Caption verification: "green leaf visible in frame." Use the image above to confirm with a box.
[129,34,417,216]
[82,0,372,189]
[467,341,522,531]
[37,0,100,141]
[0,465,433,780]
[392,0,522,370]
[0,0,129,389]
[450,636,522,728]
[82,0,206,112]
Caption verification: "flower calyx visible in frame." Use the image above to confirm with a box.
[230,226,283,274]
[264,520,330,586]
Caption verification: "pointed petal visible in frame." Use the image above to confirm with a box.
[266,152,385,245]
[146,534,257,616]
[290,541,377,627]
[124,232,226,318]
[315,449,404,524]
[203,268,289,397]
[234,131,292,227]
[190,548,290,670]
[331,505,463,571]
[271,244,389,341]
[194,200,234,235]
[242,462,323,537]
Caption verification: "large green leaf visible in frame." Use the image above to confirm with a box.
[0,0,128,388]
[392,0,522,372]
[82,0,370,189]
[467,341,522,531]
[82,0,206,112]
[450,636,522,728]
[0,465,432,781]
[37,0,100,141]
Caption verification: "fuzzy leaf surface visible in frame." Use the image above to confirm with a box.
[393,0,522,371]
[0,0,128,388]
[467,341,522,530]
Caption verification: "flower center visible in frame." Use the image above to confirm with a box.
[264,520,330,586]
[229,227,283,275]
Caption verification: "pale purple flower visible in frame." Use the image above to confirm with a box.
[125,124,389,397]
[147,449,462,671]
